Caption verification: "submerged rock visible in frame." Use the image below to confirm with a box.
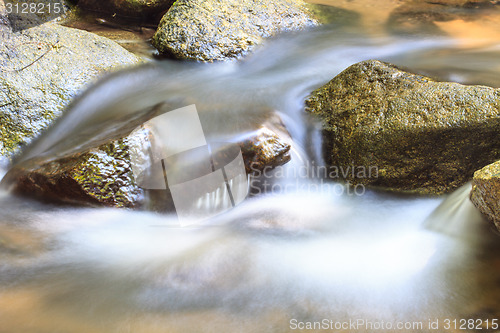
[4,139,143,208]
[0,7,141,161]
[470,161,500,231]
[307,4,360,27]
[2,119,291,208]
[152,0,318,62]
[306,60,500,194]
[77,0,174,21]
[387,0,499,35]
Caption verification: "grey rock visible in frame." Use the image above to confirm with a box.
[470,161,500,231]
[152,0,318,62]
[0,6,142,161]
[3,0,73,31]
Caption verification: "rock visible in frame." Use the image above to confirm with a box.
[239,127,291,175]
[307,4,360,27]
[305,60,500,194]
[77,0,174,22]
[1,120,291,208]
[152,0,318,62]
[470,161,500,231]
[0,13,142,160]
[4,0,73,31]
[3,139,143,208]
[386,0,499,35]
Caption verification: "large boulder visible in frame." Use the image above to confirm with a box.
[1,120,291,208]
[0,5,141,162]
[77,0,174,21]
[305,60,500,194]
[152,0,318,62]
[470,161,500,231]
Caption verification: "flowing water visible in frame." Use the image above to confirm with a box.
[2,2,500,332]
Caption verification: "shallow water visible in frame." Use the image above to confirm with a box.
[2,2,500,332]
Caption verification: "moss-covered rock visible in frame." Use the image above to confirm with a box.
[239,127,291,175]
[1,120,291,208]
[470,161,500,231]
[77,0,174,21]
[0,8,141,161]
[305,60,500,194]
[152,0,318,62]
[386,0,499,35]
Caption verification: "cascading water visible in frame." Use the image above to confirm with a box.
[1,4,500,332]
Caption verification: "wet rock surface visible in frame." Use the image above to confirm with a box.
[152,0,318,62]
[470,161,500,231]
[307,4,361,27]
[0,4,142,161]
[3,139,143,208]
[306,60,500,194]
[76,0,174,21]
[239,127,291,174]
[387,0,499,35]
[238,114,292,174]
[2,117,291,208]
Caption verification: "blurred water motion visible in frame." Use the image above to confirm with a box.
[1,1,500,332]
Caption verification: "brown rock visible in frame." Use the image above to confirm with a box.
[470,161,500,231]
